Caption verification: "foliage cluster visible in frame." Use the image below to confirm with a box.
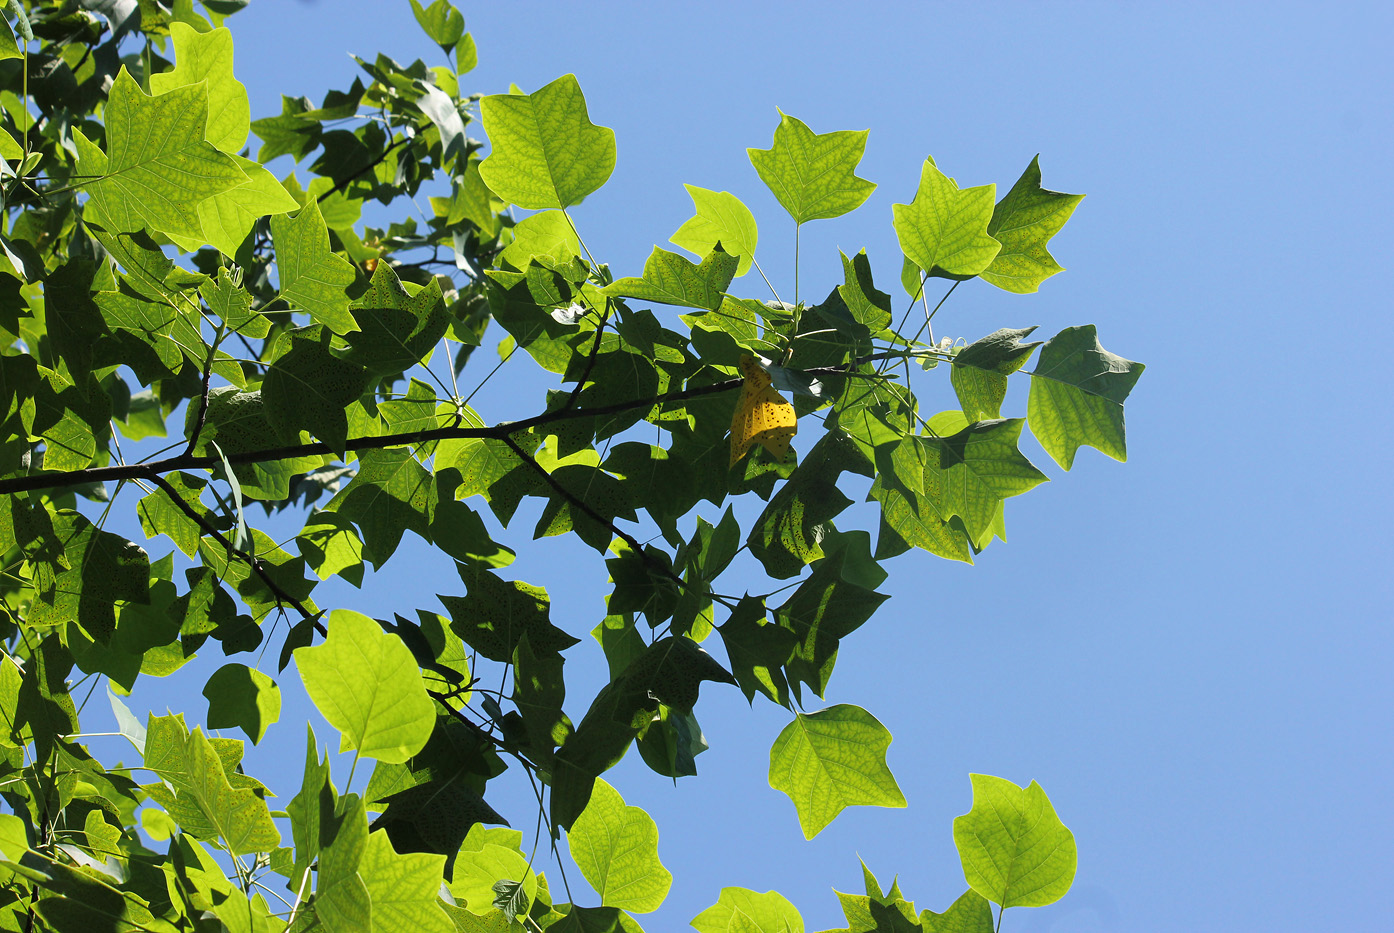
[0,2,1142,931]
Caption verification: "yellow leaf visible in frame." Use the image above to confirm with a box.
[729,354,797,467]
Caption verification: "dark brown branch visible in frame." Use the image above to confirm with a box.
[143,473,327,637]
[0,350,917,497]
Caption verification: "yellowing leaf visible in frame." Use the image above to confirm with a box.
[729,355,797,468]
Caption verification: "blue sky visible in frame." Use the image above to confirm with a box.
[97,2,1394,931]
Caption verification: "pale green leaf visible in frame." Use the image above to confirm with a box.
[180,155,298,256]
[691,887,803,933]
[479,74,615,209]
[747,112,875,224]
[892,157,1000,280]
[669,185,758,277]
[980,156,1083,293]
[148,22,250,153]
[450,843,537,916]
[1027,325,1144,469]
[271,199,359,334]
[604,244,737,312]
[295,609,435,763]
[80,70,247,242]
[360,829,453,933]
[568,778,671,913]
[767,704,905,839]
[498,209,580,272]
[919,890,994,933]
[952,774,1077,908]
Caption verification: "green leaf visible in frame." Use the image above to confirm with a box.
[773,541,888,701]
[1027,325,1144,469]
[691,888,803,933]
[918,890,994,933]
[304,794,373,933]
[78,70,246,242]
[892,157,1000,280]
[747,111,875,224]
[717,596,796,708]
[767,704,906,839]
[604,244,737,312]
[137,471,209,558]
[439,563,580,663]
[185,155,299,256]
[918,419,1048,542]
[479,74,616,209]
[202,663,281,744]
[340,262,450,374]
[451,843,537,916]
[148,23,250,153]
[836,250,894,338]
[321,448,432,568]
[568,778,671,913]
[295,609,436,763]
[498,209,581,272]
[141,714,281,854]
[950,327,1042,421]
[410,0,465,53]
[952,774,1077,908]
[512,632,569,767]
[262,324,370,449]
[360,829,454,933]
[670,185,758,277]
[271,199,359,334]
[544,905,645,933]
[980,156,1084,293]
[747,430,872,579]
[26,510,149,644]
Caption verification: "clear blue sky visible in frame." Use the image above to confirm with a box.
[100,2,1394,931]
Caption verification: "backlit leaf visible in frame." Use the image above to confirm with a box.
[892,156,1000,280]
[568,778,671,913]
[767,704,905,839]
[952,774,1077,908]
[479,74,615,209]
[747,112,875,224]
[202,663,281,744]
[271,199,359,334]
[295,609,435,763]
[691,887,803,933]
[670,185,758,277]
[605,244,737,313]
[980,156,1084,293]
[1027,325,1144,469]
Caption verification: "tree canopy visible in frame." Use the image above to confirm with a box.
[0,2,1142,931]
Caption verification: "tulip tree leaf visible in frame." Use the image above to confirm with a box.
[261,323,369,450]
[439,563,580,663]
[670,185,759,276]
[139,714,281,854]
[950,327,1042,421]
[202,662,281,744]
[919,890,995,933]
[747,111,875,224]
[270,199,359,334]
[79,70,246,242]
[918,419,1048,543]
[980,156,1084,294]
[360,829,454,933]
[768,704,906,839]
[320,447,433,569]
[691,887,804,933]
[952,774,1077,908]
[341,262,450,374]
[1027,325,1145,469]
[295,609,436,764]
[892,157,1000,280]
[410,0,466,53]
[479,74,616,209]
[568,778,672,913]
[605,244,738,312]
[147,23,250,154]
